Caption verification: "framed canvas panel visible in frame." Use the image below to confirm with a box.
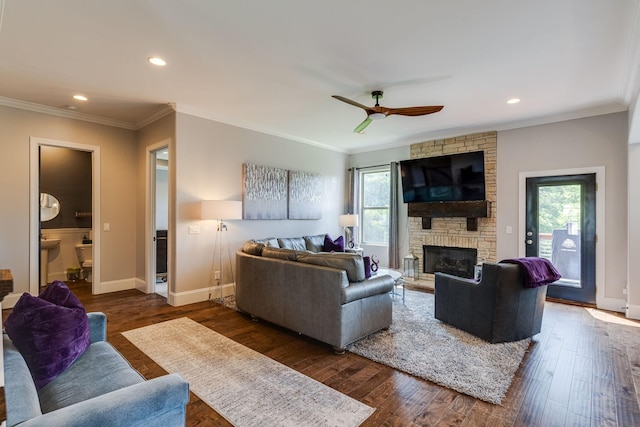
[242,163,288,220]
[288,170,322,219]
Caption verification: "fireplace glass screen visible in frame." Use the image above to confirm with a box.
[423,245,478,279]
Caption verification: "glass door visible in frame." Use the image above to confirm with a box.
[525,174,596,304]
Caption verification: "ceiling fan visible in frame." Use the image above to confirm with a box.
[332,90,444,134]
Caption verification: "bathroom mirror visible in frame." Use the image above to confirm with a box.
[40,193,61,222]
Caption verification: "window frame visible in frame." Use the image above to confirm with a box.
[358,166,391,246]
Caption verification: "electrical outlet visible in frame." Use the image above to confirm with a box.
[188,225,200,234]
[214,271,220,280]
[103,223,110,232]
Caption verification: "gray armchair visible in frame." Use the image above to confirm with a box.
[434,262,547,343]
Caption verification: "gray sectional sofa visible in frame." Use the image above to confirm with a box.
[236,233,395,352]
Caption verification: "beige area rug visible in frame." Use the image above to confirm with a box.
[347,290,530,405]
[122,317,374,427]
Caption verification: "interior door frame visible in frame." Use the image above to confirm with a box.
[519,166,605,308]
[29,137,101,295]
[144,140,171,297]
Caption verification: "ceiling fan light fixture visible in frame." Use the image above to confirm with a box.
[368,112,387,120]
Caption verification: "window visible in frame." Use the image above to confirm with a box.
[359,167,390,245]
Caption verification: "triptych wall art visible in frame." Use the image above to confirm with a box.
[242,163,322,220]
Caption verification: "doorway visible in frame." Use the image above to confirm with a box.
[145,141,171,299]
[29,137,100,296]
[525,173,596,304]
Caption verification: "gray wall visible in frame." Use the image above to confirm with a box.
[498,112,628,303]
[0,105,138,299]
[172,112,348,299]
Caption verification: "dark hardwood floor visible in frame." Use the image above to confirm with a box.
[4,282,640,426]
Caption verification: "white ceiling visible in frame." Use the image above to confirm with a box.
[1,1,639,153]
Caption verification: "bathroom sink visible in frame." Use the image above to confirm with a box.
[41,239,61,249]
[40,239,61,287]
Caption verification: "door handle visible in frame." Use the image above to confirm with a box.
[526,239,533,245]
[526,231,533,236]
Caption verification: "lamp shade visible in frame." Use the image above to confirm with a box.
[200,200,243,220]
[338,214,359,227]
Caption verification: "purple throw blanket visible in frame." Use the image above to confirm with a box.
[500,257,561,288]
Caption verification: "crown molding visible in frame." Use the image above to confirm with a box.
[0,96,137,130]
[133,103,176,130]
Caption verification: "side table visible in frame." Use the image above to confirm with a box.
[377,268,405,305]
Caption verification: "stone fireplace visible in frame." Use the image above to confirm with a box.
[407,131,497,286]
[423,245,477,279]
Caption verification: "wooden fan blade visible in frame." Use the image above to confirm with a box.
[332,95,370,111]
[353,117,373,134]
[386,105,444,116]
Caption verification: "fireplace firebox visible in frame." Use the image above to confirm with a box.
[423,245,477,279]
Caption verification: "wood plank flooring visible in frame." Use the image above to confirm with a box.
[3,282,640,426]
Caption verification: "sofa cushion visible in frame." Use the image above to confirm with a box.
[38,341,145,413]
[262,247,302,261]
[296,252,365,282]
[5,281,91,390]
[304,234,327,252]
[323,234,345,252]
[242,240,265,256]
[253,237,279,247]
[277,237,307,250]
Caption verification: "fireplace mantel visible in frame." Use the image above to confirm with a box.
[407,201,491,231]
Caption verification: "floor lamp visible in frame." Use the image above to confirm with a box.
[339,214,359,248]
[200,200,243,302]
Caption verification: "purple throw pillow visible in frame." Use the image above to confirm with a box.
[323,234,345,252]
[5,281,90,390]
[363,256,372,278]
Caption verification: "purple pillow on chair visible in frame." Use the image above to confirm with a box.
[323,234,345,252]
[5,281,90,389]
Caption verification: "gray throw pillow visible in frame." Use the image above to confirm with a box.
[242,241,265,256]
[303,234,327,252]
[277,237,307,251]
[296,252,366,282]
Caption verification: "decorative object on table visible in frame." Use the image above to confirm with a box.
[474,258,485,281]
[347,289,530,405]
[338,213,359,248]
[201,200,243,302]
[288,170,322,219]
[370,255,379,274]
[66,266,81,281]
[123,317,375,427]
[242,163,288,220]
[403,253,419,279]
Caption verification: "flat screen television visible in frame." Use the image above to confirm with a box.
[400,151,485,203]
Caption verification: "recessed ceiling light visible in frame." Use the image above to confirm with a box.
[148,56,167,66]
[507,98,521,104]
[73,94,88,101]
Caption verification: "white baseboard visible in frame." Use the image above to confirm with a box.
[94,278,137,294]
[626,304,640,320]
[597,296,627,314]
[169,283,235,307]
[134,278,148,293]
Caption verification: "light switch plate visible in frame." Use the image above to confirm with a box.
[188,225,200,234]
